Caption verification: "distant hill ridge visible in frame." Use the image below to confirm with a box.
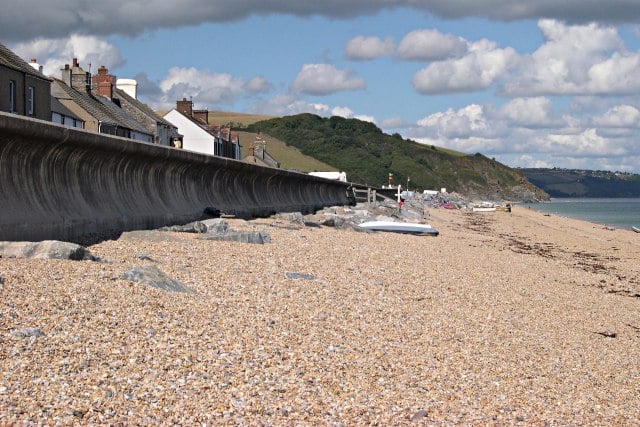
[520,168,640,197]
[246,113,546,201]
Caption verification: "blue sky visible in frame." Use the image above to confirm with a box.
[3,1,640,172]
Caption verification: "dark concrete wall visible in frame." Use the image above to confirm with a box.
[0,112,353,242]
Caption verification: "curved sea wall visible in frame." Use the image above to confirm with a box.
[0,113,353,242]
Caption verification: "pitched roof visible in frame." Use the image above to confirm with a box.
[0,42,50,81]
[51,78,151,135]
[113,88,174,127]
[50,96,83,122]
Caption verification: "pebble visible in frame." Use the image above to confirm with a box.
[0,205,639,424]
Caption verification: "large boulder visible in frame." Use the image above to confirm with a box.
[121,264,194,293]
[0,240,94,261]
[198,231,271,244]
[160,219,232,234]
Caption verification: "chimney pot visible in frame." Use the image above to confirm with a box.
[72,58,79,67]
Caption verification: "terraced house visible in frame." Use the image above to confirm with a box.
[0,42,51,120]
[52,58,154,142]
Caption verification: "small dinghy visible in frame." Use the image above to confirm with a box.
[632,226,640,233]
[358,221,439,236]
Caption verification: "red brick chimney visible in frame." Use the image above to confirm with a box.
[193,109,209,124]
[176,98,193,116]
[93,65,116,98]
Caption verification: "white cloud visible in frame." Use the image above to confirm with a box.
[543,128,625,156]
[592,105,640,127]
[397,29,467,61]
[248,94,331,116]
[514,155,553,168]
[417,104,494,139]
[587,53,640,94]
[159,67,246,106]
[499,97,555,127]
[331,106,354,117]
[12,34,125,77]
[412,39,516,94]
[354,114,376,123]
[345,36,395,60]
[291,63,365,95]
[502,20,631,96]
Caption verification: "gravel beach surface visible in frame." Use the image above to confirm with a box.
[1,206,639,425]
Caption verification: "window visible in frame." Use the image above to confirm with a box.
[27,86,34,116]
[8,80,15,113]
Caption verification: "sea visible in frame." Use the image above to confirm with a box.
[521,197,640,230]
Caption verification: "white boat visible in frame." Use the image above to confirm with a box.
[472,202,497,212]
[472,206,496,212]
[358,220,439,236]
[632,226,640,233]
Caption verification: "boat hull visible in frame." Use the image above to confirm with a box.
[358,221,439,236]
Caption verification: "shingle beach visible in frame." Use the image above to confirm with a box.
[1,206,639,425]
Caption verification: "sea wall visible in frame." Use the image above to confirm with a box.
[0,112,353,242]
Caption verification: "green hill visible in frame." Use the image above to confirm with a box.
[521,168,640,197]
[247,114,546,200]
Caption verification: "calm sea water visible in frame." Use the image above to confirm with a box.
[522,198,640,230]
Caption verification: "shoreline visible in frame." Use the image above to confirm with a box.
[517,197,640,230]
[1,205,639,424]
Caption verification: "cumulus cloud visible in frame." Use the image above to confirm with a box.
[291,64,365,95]
[159,67,246,106]
[354,114,376,123]
[416,104,495,139]
[412,39,516,94]
[407,98,639,171]
[150,67,271,109]
[502,20,633,96]
[592,105,640,127]
[499,97,555,127]
[397,29,467,61]
[248,93,331,116]
[345,36,395,60]
[3,0,640,43]
[331,106,354,117]
[247,94,374,121]
[587,53,640,94]
[11,34,125,77]
[543,129,626,156]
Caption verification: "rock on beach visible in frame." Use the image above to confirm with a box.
[1,203,639,425]
[0,240,94,260]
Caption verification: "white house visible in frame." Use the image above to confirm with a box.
[308,171,347,182]
[163,108,217,156]
[163,98,241,158]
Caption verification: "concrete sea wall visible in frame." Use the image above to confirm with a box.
[0,112,353,242]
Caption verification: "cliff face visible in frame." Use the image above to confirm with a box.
[248,114,548,201]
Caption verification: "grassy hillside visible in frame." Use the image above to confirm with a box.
[248,114,546,200]
[206,111,274,128]
[521,168,640,197]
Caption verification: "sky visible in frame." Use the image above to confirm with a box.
[3,1,640,172]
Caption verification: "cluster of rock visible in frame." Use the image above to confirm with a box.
[0,194,465,298]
